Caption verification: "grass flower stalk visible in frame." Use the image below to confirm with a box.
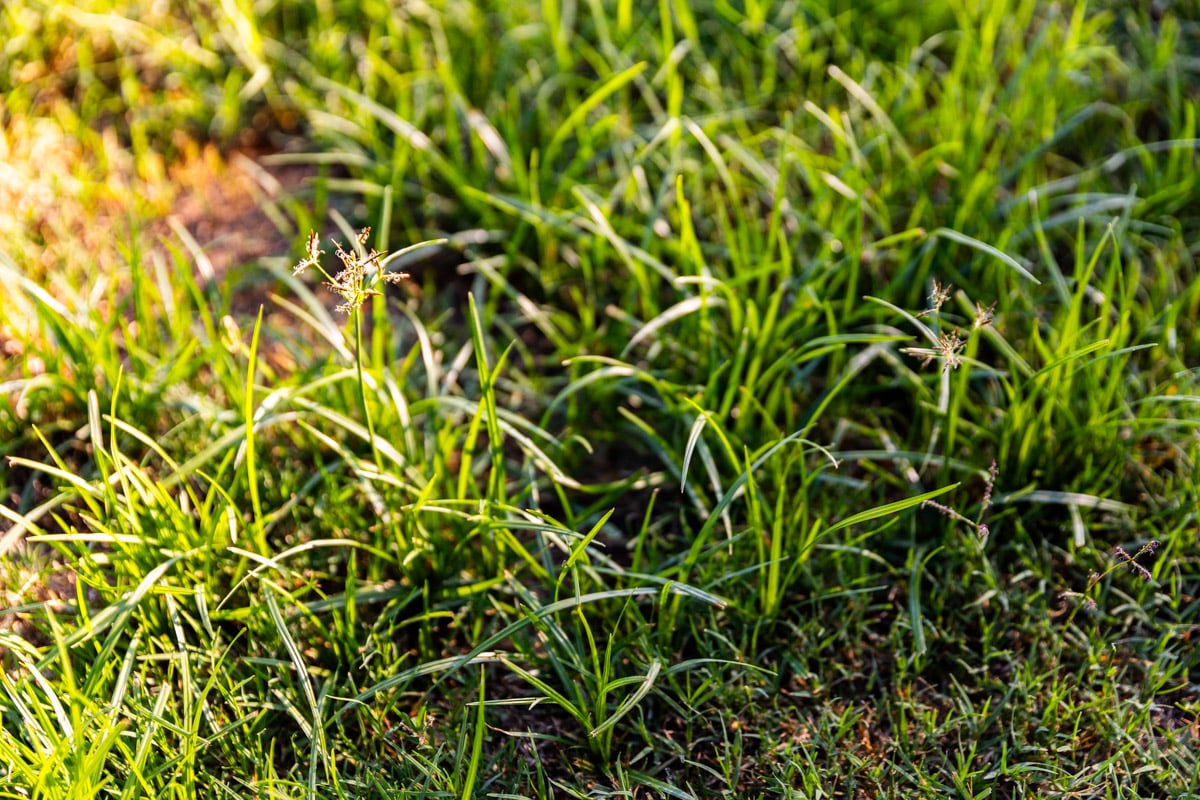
[293,228,442,472]
[294,228,401,470]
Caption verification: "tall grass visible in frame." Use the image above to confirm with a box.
[2,0,1198,796]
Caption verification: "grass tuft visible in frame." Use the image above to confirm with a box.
[3,0,1199,796]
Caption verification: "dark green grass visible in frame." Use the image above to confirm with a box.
[2,1,1199,797]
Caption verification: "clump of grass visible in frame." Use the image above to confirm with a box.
[3,0,1200,797]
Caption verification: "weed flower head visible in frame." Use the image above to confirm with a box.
[918,279,952,317]
[921,459,997,539]
[904,328,967,373]
[1058,589,1099,612]
[904,279,985,373]
[293,227,409,313]
[1114,540,1159,581]
[1060,539,1160,615]
[973,301,996,330]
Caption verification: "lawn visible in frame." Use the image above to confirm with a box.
[1,1,1198,797]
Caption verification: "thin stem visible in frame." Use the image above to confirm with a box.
[354,308,383,472]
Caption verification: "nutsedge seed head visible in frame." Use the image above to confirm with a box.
[294,228,411,313]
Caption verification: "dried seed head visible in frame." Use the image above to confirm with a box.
[295,228,410,313]
[294,229,325,275]
[974,301,996,329]
[929,280,952,312]
[918,280,953,317]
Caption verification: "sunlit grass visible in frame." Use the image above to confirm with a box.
[2,0,1199,797]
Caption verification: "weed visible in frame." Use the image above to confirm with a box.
[2,1,1199,797]
[1059,539,1161,614]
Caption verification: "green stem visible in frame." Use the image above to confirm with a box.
[354,309,383,472]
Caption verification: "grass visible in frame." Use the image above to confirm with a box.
[2,0,1199,797]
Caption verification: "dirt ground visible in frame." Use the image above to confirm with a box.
[0,109,316,300]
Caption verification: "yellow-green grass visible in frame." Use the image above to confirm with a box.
[2,1,1198,796]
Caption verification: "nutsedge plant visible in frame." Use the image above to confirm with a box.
[3,0,1200,796]
[292,226,443,472]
